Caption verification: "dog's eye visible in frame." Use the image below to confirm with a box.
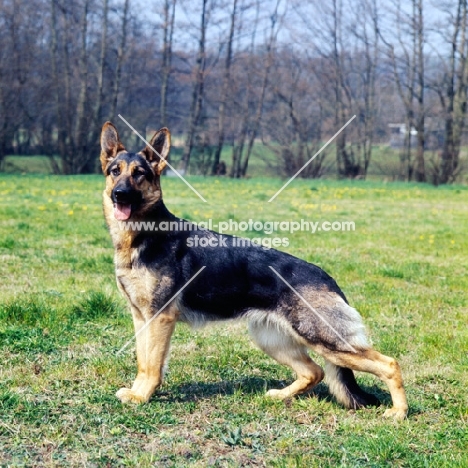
[111,168,120,176]
[134,169,146,178]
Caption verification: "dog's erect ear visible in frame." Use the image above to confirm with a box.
[141,128,171,175]
[100,122,125,173]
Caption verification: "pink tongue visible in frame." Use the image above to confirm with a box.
[114,203,132,221]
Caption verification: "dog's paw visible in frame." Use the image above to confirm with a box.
[116,387,147,404]
[266,388,291,400]
[383,407,407,421]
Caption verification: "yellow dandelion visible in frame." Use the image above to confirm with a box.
[419,235,425,240]
[68,210,74,215]
[38,205,46,211]
[451,240,455,244]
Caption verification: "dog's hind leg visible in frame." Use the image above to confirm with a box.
[248,316,324,399]
[116,305,178,404]
[317,347,408,420]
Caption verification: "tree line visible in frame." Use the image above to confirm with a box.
[0,0,467,184]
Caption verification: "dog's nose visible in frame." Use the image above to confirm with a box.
[113,188,131,202]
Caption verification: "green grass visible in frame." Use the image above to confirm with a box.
[0,174,467,466]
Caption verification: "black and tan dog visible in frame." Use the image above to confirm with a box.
[100,122,408,420]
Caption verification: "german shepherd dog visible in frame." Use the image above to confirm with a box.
[100,122,408,420]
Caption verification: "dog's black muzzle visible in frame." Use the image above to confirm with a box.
[111,186,143,206]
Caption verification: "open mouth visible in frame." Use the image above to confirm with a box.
[113,203,132,221]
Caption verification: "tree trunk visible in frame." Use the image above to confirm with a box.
[240,52,271,178]
[0,75,6,169]
[110,0,129,120]
[212,0,237,175]
[238,0,279,178]
[74,0,90,174]
[50,0,67,172]
[413,0,425,182]
[230,0,259,178]
[361,0,379,177]
[95,0,108,128]
[440,0,467,184]
[180,0,208,174]
[81,0,109,174]
[380,0,425,182]
[160,0,176,127]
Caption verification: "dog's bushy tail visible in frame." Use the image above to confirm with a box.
[324,360,380,409]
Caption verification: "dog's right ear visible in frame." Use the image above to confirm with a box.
[100,122,125,173]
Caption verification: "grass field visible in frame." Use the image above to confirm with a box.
[0,174,467,467]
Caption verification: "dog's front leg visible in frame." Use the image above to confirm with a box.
[116,306,178,404]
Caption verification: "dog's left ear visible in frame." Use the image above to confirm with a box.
[141,128,171,175]
[100,122,125,173]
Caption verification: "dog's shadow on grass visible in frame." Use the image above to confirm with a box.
[157,377,391,407]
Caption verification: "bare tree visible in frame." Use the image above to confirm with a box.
[50,0,93,174]
[348,0,380,177]
[227,0,260,178]
[264,52,330,178]
[292,0,364,178]
[160,0,177,127]
[432,0,468,183]
[212,0,237,175]
[109,0,130,120]
[414,0,426,182]
[95,0,109,135]
[74,0,91,173]
[381,0,426,182]
[0,0,33,167]
[180,0,209,173]
[230,0,281,178]
[330,0,358,178]
[47,0,134,174]
[49,0,65,172]
[239,4,278,178]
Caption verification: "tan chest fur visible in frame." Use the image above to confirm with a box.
[115,264,160,319]
[104,192,160,318]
